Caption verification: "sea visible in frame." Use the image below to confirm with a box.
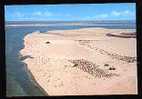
[5,20,136,96]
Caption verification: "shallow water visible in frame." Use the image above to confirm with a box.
[5,21,136,96]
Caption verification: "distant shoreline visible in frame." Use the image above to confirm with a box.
[5,20,136,22]
[5,20,136,30]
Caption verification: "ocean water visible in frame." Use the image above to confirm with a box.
[5,21,136,96]
[6,20,136,29]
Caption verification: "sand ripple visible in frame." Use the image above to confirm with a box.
[77,40,136,63]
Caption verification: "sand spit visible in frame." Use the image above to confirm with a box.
[20,28,137,95]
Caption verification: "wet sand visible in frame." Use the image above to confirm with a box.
[20,28,137,95]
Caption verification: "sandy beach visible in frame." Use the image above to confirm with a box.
[20,28,137,95]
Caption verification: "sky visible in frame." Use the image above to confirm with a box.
[5,3,136,21]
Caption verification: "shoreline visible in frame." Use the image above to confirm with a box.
[20,28,137,95]
[6,28,47,96]
[23,62,48,95]
[18,52,48,96]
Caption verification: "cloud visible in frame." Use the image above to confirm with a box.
[111,11,121,16]
[93,14,109,20]
[44,11,52,16]
[123,10,129,14]
[13,12,25,17]
[83,14,109,20]
[98,14,108,18]
[111,10,133,16]
[123,10,134,15]
[33,11,42,16]
[9,9,134,21]
[84,10,134,20]
[32,11,52,16]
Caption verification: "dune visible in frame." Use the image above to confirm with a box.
[20,28,137,95]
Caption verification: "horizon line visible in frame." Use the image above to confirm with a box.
[5,20,136,22]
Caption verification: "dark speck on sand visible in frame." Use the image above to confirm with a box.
[45,41,50,44]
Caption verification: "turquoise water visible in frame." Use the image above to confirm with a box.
[5,21,136,96]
